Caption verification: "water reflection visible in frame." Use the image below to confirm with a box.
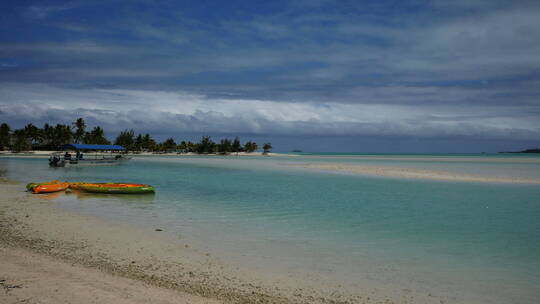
[36,191,66,200]
[66,189,156,203]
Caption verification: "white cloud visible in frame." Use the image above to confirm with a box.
[0,41,123,55]
[0,83,538,140]
[23,2,82,20]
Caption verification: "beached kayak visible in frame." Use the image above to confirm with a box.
[74,183,155,194]
[32,182,70,194]
[26,180,61,192]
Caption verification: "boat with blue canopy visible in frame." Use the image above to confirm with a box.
[49,144,131,167]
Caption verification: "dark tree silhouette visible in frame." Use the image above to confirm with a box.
[114,129,135,151]
[0,123,11,150]
[218,138,232,154]
[84,126,110,145]
[196,136,215,154]
[72,118,86,144]
[263,143,272,154]
[160,138,177,152]
[244,141,258,153]
[232,137,241,155]
[0,120,275,154]
[12,129,31,152]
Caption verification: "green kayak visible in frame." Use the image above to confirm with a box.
[76,183,155,194]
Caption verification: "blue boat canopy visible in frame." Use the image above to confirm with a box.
[60,144,126,151]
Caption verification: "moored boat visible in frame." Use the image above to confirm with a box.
[49,144,131,167]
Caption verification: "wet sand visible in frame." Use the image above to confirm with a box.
[0,246,221,304]
[292,163,540,184]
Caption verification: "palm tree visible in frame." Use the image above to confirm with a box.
[134,134,143,152]
[0,123,11,151]
[161,138,176,152]
[185,141,195,153]
[218,138,232,154]
[196,136,215,154]
[41,123,54,149]
[72,118,86,144]
[141,133,156,152]
[263,143,272,154]
[12,129,31,152]
[84,126,110,145]
[177,141,188,153]
[2,118,277,155]
[23,123,41,149]
[53,124,73,148]
[244,141,258,153]
[114,129,135,151]
[232,137,241,155]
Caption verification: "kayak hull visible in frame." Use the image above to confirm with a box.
[33,182,70,194]
[26,180,61,192]
[75,183,155,194]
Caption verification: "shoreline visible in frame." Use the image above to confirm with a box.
[0,180,396,304]
[0,150,291,156]
[3,151,540,163]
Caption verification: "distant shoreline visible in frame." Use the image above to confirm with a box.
[0,150,296,158]
[499,148,540,154]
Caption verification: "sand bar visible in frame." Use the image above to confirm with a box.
[299,155,540,163]
[292,163,540,184]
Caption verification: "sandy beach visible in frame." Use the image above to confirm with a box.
[0,246,221,304]
[292,163,540,184]
[0,180,408,304]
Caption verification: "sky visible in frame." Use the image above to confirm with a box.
[1,0,539,152]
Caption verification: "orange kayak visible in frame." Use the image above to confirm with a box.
[33,182,70,194]
[26,180,61,192]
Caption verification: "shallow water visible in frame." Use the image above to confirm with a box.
[2,155,539,303]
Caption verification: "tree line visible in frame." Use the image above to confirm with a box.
[0,118,272,154]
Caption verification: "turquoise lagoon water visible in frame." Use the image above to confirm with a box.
[1,155,539,303]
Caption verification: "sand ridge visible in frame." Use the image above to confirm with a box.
[291,163,540,184]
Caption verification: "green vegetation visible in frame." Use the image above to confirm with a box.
[114,129,136,150]
[84,126,111,145]
[244,141,258,153]
[72,118,86,144]
[263,143,273,154]
[502,148,540,154]
[0,123,11,150]
[0,118,271,154]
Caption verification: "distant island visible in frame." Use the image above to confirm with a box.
[500,148,540,154]
[0,118,273,155]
